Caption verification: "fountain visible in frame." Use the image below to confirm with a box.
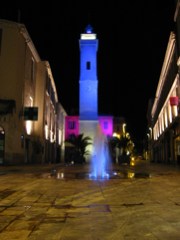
[89,124,112,179]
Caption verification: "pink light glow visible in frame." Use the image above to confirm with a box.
[98,116,113,137]
[65,116,113,140]
[170,96,179,106]
[65,116,79,139]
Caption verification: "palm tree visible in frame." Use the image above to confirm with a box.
[109,135,134,164]
[65,134,92,164]
[118,135,134,164]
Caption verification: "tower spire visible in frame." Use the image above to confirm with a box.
[85,24,93,33]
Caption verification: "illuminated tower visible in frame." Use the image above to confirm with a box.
[79,24,98,120]
[79,25,99,157]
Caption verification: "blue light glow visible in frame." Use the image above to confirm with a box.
[85,24,93,33]
[90,125,111,180]
[79,25,98,120]
[79,26,112,180]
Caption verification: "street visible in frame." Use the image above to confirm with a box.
[0,161,180,239]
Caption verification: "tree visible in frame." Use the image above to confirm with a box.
[109,135,134,164]
[65,134,92,164]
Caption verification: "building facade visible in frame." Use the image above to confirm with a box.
[0,19,66,164]
[147,1,180,164]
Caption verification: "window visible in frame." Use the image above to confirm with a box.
[0,29,2,55]
[68,121,76,130]
[86,61,91,70]
[103,121,108,130]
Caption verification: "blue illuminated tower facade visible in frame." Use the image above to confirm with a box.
[65,25,113,163]
[79,25,98,120]
[79,25,99,156]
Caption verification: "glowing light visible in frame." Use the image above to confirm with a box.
[123,123,126,135]
[98,116,113,136]
[130,157,135,166]
[65,116,79,139]
[170,96,179,106]
[113,132,120,139]
[50,130,54,143]
[45,124,48,140]
[26,120,32,135]
[81,34,96,40]
[85,24,93,33]
[128,172,135,178]
[58,129,62,145]
[29,96,33,106]
[168,103,172,123]
[172,105,178,117]
[126,132,130,139]
[164,108,168,128]
[57,172,64,179]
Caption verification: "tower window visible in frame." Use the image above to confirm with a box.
[103,121,108,130]
[68,121,76,130]
[86,61,91,70]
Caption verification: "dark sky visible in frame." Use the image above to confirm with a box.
[0,1,176,143]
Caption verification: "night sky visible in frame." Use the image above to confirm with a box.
[0,1,176,144]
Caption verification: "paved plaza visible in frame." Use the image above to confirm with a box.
[0,161,180,239]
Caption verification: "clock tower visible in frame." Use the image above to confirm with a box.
[79,24,98,120]
[65,25,113,164]
[79,25,99,157]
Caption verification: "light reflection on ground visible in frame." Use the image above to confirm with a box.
[49,169,151,180]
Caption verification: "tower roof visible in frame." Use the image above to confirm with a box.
[81,24,96,40]
[85,24,93,33]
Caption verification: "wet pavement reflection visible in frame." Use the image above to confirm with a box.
[48,158,152,180]
[0,161,180,239]
[50,169,151,180]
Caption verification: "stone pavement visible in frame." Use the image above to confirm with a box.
[0,161,180,239]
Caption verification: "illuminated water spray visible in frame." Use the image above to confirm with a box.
[90,124,112,179]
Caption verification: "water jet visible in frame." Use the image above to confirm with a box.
[89,124,112,179]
